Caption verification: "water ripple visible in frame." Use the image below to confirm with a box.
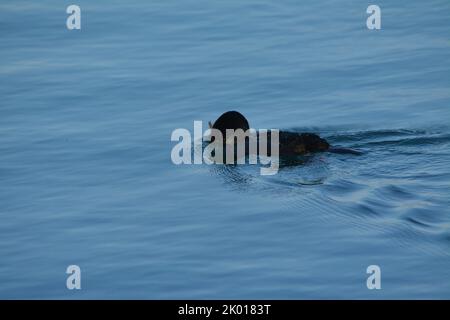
[209,128,450,257]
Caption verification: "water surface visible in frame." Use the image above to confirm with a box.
[0,0,449,298]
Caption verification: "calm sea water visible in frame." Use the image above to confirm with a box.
[1,0,449,299]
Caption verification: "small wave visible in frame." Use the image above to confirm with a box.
[205,127,450,257]
[326,129,427,143]
[324,129,450,149]
[357,134,450,147]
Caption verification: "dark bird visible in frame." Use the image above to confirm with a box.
[209,110,355,156]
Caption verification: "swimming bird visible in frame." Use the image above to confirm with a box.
[209,110,354,156]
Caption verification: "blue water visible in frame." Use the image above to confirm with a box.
[1,0,449,299]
